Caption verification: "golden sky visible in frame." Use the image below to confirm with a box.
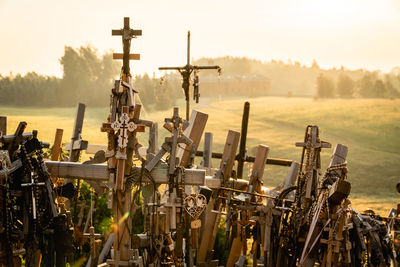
[1,0,399,77]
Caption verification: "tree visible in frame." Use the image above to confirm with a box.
[373,79,385,98]
[312,59,320,69]
[336,74,355,98]
[357,72,377,98]
[59,45,120,107]
[316,73,334,98]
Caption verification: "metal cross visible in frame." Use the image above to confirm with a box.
[111,109,137,158]
[21,172,45,220]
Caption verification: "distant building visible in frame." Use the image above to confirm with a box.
[198,74,270,97]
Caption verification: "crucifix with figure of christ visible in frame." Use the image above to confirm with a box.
[159,31,221,120]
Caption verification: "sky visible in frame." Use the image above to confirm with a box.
[0,0,400,78]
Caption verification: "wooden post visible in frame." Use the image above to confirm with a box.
[0,116,6,136]
[177,110,208,167]
[51,129,64,183]
[203,132,213,168]
[226,224,243,267]
[147,122,158,158]
[237,101,250,178]
[198,130,240,263]
[51,129,64,161]
[329,144,348,168]
[248,145,269,194]
[69,103,86,162]
[283,161,300,189]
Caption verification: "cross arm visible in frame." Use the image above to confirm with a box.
[112,29,142,37]
[193,65,221,70]
[159,66,185,71]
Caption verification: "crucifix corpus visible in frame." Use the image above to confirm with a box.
[159,31,221,120]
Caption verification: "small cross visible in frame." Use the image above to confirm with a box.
[112,111,136,151]
[21,173,45,220]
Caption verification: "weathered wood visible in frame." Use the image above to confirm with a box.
[198,130,240,262]
[147,123,158,156]
[248,145,269,193]
[203,132,213,168]
[69,103,86,162]
[51,129,63,161]
[226,224,243,267]
[112,53,140,60]
[220,130,240,181]
[0,116,6,136]
[45,161,205,185]
[177,110,208,167]
[328,180,351,204]
[195,150,293,167]
[329,144,348,167]
[237,101,250,178]
[283,161,300,189]
[98,233,114,265]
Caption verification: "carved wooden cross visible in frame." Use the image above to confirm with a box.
[159,31,221,120]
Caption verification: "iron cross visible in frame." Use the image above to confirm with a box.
[111,108,137,159]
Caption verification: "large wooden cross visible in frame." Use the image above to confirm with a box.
[159,31,221,120]
[107,17,144,265]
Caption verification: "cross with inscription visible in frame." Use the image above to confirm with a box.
[159,31,221,120]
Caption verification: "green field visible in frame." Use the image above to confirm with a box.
[1,96,399,215]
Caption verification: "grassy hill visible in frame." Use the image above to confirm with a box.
[1,96,399,214]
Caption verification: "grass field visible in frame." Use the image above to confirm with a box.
[1,96,399,215]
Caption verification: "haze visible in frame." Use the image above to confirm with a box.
[1,0,399,78]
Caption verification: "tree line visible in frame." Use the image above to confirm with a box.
[1,48,399,110]
[0,46,180,110]
[316,71,400,98]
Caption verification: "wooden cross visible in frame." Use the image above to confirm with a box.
[108,17,145,265]
[159,31,221,120]
[67,103,88,163]
[112,17,142,75]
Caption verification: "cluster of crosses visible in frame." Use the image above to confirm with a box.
[1,17,399,267]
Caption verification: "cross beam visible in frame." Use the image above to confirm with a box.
[159,31,221,120]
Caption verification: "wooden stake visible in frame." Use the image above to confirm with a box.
[202,132,213,168]
[0,116,6,136]
[177,110,208,167]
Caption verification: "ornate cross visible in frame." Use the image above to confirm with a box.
[111,108,137,158]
